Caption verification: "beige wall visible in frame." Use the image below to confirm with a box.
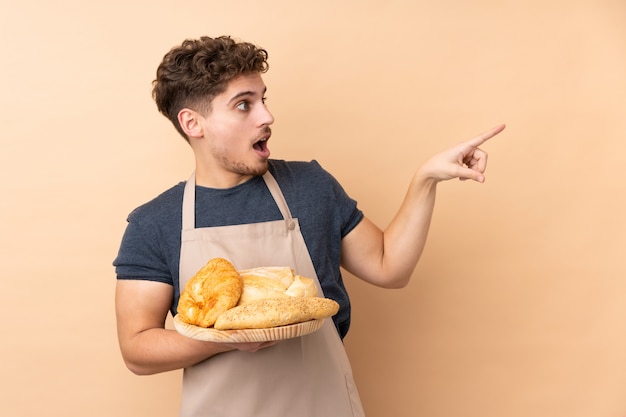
[2,1,625,416]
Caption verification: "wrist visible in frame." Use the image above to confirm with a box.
[413,166,440,188]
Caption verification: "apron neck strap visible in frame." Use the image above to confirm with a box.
[261,171,293,221]
[182,170,293,230]
[182,172,196,230]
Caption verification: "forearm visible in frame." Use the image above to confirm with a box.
[341,170,438,288]
[380,172,438,286]
[115,280,233,375]
[120,327,231,375]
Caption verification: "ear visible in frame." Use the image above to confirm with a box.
[178,108,203,139]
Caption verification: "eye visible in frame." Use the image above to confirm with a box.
[236,101,249,111]
[262,96,268,104]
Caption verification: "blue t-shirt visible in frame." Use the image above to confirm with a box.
[113,159,363,338]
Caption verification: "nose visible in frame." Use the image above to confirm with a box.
[259,104,274,126]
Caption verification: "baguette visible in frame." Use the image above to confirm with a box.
[214,297,339,330]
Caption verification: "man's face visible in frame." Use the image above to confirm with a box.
[197,72,274,186]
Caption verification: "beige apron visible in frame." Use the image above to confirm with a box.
[178,172,365,417]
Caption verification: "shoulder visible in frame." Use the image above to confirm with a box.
[269,159,335,187]
[268,159,360,226]
[126,182,185,225]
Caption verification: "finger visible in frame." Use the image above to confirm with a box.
[459,170,485,184]
[251,341,278,352]
[458,166,486,183]
[465,123,506,148]
[244,343,266,352]
[466,148,488,172]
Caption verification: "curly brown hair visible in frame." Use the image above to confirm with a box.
[152,36,269,140]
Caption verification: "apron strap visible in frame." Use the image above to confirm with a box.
[182,170,292,231]
[262,171,293,221]
[182,172,196,230]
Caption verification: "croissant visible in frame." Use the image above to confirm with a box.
[177,258,243,328]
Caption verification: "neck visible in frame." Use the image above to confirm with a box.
[194,165,255,189]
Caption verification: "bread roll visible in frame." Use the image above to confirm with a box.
[237,272,290,305]
[284,275,318,298]
[237,267,318,305]
[238,266,294,288]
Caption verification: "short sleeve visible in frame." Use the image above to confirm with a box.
[113,210,174,285]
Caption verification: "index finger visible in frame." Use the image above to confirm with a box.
[466,123,506,148]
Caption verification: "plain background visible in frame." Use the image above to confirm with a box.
[2,1,625,416]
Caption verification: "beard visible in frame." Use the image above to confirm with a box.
[217,153,269,178]
[206,130,271,181]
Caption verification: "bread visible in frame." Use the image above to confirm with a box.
[284,275,318,298]
[177,259,336,332]
[239,274,289,302]
[238,266,295,289]
[237,267,318,305]
[177,258,243,328]
[214,297,340,330]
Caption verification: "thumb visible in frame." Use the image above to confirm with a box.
[458,166,485,183]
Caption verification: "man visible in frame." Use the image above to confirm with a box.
[114,35,505,416]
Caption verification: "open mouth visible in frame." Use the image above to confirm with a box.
[253,138,268,152]
[253,137,270,159]
[252,129,271,158]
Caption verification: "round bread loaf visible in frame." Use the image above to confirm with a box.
[237,274,290,305]
[177,258,243,328]
[237,267,319,305]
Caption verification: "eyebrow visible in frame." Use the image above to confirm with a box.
[227,87,267,105]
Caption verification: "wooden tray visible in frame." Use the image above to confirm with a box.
[173,314,324,343]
